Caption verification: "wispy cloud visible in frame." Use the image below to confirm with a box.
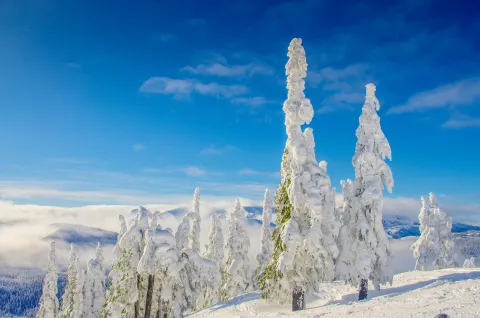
[388,78,480,114]
[133,143,145,152]
[139,77,248,100]
[311,64,371,113]
[182,62,274,77]
[442,113,480,129]
[238,168,261,175]
[182,166,206,177]
[200,145,237,155]
[231,97,276,107]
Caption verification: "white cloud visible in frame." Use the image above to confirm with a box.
[231,96,276,107]
[139,77,248,100]
[200,145,236,155]
[311,64,371,113]
[182,62,273,77]
[182,166,206,177]
[442,113,480,129]
[133,143,145,152]
[388,78,480,114]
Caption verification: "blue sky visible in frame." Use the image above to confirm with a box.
[0,0,479,207]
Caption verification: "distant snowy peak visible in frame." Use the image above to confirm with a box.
[44,223,118,246]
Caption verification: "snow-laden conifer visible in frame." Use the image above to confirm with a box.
[463,257,476,268]
[102,207,150,317]
[59,244,84,318]
[203,214,225,270]
[222,199,251,300]
[83,243,106,318]
[411,193,457,270]
[37,241,59,318]
[335,83,394,300]
[190,187,201,253]
[255,188,273,285]
[258,38,338,310]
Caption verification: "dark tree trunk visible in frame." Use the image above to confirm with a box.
[134,274,140,318]
[359,279,368,301]
[292,285,305,311]
[144,274,155,318]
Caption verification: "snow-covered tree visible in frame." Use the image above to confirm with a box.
[37,241,59,318]
[83,243,106,318]
[176,187,202,254]
[222,199,251,300]
[102,207,150,318]
[255,188,273,285]
[335,83,394,301]
[190,187,201,253]
[411,193,457,271]
[203,214,225,270]
[59,244,84,318]
[463,257,476,268]
[258,38,339,311]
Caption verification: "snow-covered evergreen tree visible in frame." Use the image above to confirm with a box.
[222,199,251,300]
[190,187,201,253]
[463,257,476,268]
[176,187,202,254]
[335,83,394,301]
[255,188,273,284]
[203,214,225,270]
[102,207,150,318]
[83,243,106,318]
[37,241,59,318]
[59,244,84,318]
[258,38,339,310]
[411,193,457,271]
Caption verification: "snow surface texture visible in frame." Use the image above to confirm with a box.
[336,83,394,290]
[188,268,480,317]
[412,193,457,271]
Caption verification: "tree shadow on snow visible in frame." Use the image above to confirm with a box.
[310,270,480,310]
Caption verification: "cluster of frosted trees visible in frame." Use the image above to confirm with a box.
[37,242,106,318]
[37,188,274,317]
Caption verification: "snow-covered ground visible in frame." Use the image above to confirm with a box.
[189,268,480,317]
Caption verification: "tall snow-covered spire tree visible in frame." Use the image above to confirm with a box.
[412,193,457,270]
[256,189,273,277]
[258,38,339,311]
[335,83,394,301]
[222,199,251,300]
[203,214,225,270]
[190,187,201,253]
[37,241,59,318]
[59,244,84,318]
[83,243,106,318]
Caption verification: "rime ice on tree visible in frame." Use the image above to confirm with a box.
[255,189,273,277]
[335,83,394,301]
[37,241,59,318]
[258,38,338,311]
[412,193,457,270]
[203,214,225,270]
[222,199,251,300]
[59,244,84,318]
[83,243,106,318]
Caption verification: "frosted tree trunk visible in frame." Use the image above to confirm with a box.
[292,286,305,311]
[359,279,368,300]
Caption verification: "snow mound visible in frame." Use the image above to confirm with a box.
[188,268,480,317]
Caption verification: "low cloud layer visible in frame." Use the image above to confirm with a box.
[0,194,478,273]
